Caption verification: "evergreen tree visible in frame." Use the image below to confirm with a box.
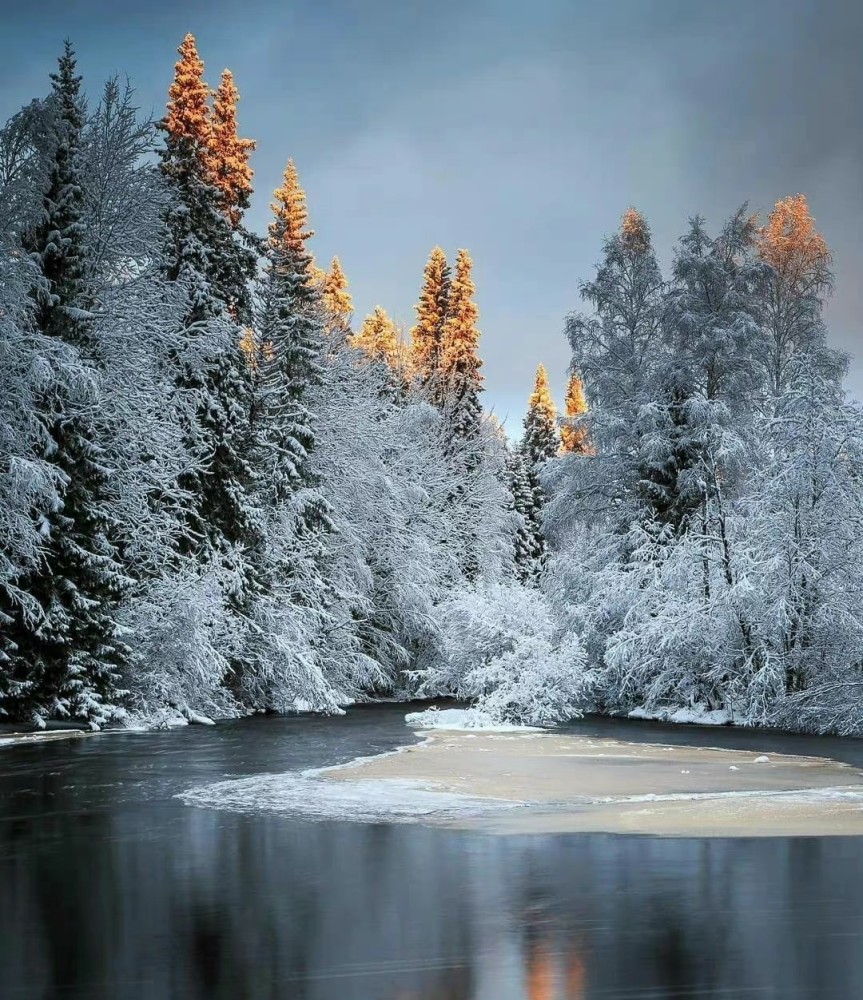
[353,306,400,366]
[205,68,256,230]
[158,34,261,597]
[439,248,484,443]
[258,159,331,525]
[3,43,129,726]
[560,372,591,454]
[321,255,353,340]
[521,363,559,465]
[506,450,544,582]
[410,246,450,399]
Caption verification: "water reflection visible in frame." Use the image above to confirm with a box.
[2,806,863,999]
[1,708,863,998]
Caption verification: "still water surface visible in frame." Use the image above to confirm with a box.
[2,704,863,999]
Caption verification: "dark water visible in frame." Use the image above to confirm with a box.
[2,705,863,999]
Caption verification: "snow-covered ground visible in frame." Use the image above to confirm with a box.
[405,706,541,732]
[627,705,732,726]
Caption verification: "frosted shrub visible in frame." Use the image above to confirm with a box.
[422,584,593,725]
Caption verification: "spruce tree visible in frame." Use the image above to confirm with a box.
[507,450,544,582]
[205,68,256,230]
[353,306,400,366]
[439,248,484,444]
[4,42,129,726]
[560,371,591,454]
[521,364,560,465]
[321,255,353,341]
[258,159,331,529]
[158,34,260,596]
[410,246,450,400]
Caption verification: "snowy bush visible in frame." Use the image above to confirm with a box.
[419,584,594,726]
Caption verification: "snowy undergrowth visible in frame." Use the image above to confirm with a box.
[418,583,594,727]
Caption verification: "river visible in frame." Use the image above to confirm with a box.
[1,703,862,998]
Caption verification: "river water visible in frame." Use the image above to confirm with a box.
[2,703,863,999]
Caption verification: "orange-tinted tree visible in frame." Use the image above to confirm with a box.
[205,69,255,228]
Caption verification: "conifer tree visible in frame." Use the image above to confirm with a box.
[560,372,591,454]
[257,159,331,525]
[158,34,260,589]
[507,450,544,582]
[521,364,560,465]
[411,246,450,398]
[439,248,484,442]
[205,68,256,229]
[321,255,353,340]
[353,306,400,366]
[4,42,129,726]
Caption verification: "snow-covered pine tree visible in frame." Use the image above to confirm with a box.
[516,364,558,576]
[3,43,130,727]
[439,248,484,446]
[410,246,450,402]
[506,449,544,582]
[158,34,261,606]
[234,159,337,711]
[258,158,331,528]
[522,363,559,466]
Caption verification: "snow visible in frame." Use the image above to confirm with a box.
[179,770,522,824]
[628,705,732,727]
[0,730,87,748]
[405,707,542,732]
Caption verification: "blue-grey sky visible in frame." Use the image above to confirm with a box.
[2,0,861,423]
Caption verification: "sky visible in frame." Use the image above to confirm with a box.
[2,0,861,425]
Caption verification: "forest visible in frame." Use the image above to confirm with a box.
[2,36,862,735]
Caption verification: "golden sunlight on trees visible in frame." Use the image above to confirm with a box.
[269,159,313,256]
[164,34,210,150]
[206,69,255,228]
[352,305,401,366]
[439,250,484,436]
[757,194,831,285]
[621,206,650,255]
[410,246,450,390]
[322,256,353,336]
[560,371,592,455]
[522,363,559,464]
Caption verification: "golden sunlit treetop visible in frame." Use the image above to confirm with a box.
[206,69,256,228]
[439,247,482,387]
[269,159,313,256]
[352,305,401,367]
[757,194,831,286]
[621,206,650,256]
[560,371,592,455]
[411,246,450,384]
[164,33,210,148]
[528,363,556,425]
[322,256,353,334]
